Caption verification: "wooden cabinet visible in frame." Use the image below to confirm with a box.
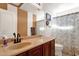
[17,8,28,36]
[51,39,55,56]
[31,14,37,36]
[0,3,7,10]
[28,45,43,56]
[32,14,36,27]
[43,41,51,56]
[17,39,55,56]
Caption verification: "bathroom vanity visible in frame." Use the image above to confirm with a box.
[17,39,55,56]
[0,36,55,56]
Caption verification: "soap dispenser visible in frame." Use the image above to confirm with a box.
[2,35,8,47]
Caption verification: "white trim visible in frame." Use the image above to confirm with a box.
[54,6,79,17]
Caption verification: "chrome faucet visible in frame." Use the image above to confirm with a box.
[13,33,21,43]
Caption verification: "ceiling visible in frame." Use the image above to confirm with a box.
[42,3,63,14]
[11,3,63,12]
[11,3,64,15]
[11,3,79,15]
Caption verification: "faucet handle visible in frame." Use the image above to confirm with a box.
[17,33,21,43]
[13,33,16,37]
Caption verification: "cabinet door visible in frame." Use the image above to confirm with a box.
[32,14,36,27]
[17,8,27,36]
[43,41,51,56]
[51,39,55,56]
[28,45,43,56]
[0,3,7,10]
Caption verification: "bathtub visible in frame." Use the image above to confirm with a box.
[55,43,63,56]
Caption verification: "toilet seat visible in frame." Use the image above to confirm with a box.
[55,44,63,56]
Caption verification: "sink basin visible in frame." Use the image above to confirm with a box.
[8,42,31,50]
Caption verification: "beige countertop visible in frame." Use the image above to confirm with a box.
[0,36,54,56]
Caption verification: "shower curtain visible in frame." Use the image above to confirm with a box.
[52,12,79,56]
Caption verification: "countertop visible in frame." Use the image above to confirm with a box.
[0,36,55,56]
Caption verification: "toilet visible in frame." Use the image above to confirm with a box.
[55,44,63,56]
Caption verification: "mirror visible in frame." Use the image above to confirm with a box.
[0,9,17,38]
[0,4,39,38]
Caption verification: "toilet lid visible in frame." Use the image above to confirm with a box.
[55,44,63,48]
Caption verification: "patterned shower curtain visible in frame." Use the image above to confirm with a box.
[52,12,79,56]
